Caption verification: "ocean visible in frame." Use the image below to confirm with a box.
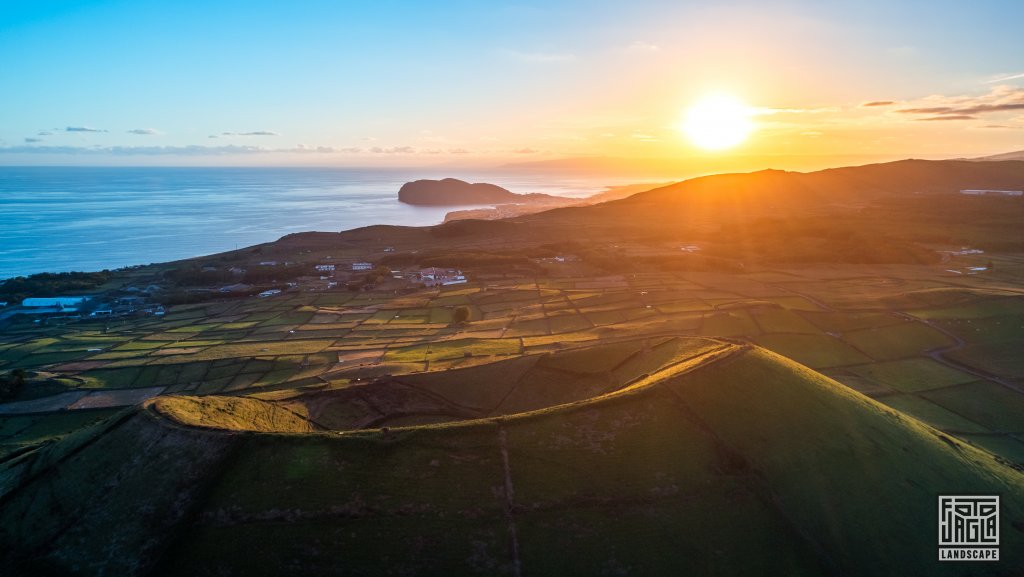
[0,166,619,280]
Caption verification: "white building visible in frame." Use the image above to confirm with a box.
[315,264,336,272]
[21,297,90,312]
[258,289,282,298]
[352,262,373,271]
[419,267,466,287]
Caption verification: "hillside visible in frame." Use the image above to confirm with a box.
[2,338,1023,576]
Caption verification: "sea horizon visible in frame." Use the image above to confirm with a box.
[0,165,648,280]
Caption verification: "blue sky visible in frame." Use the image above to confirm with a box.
[1,0,1022,166]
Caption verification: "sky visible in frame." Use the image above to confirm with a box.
[1,0,1022,171]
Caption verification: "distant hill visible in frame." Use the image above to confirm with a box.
[398,178,557,206]
[2,338,1022,575]
[498,153,909,177]
[970,150,1024,162]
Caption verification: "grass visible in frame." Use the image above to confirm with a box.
[945,340,1024,377]
[879,394,989,433]
[0,408,122,446]
[535,341,644,374]
[3,256,1024,575]
[384,338,521,363]
[842,321,954,361]
[753,333,872,369]
[847,358,977,393]
[152,396,314,432]
[2,336,1024,575]
[698,310,760,337]
[750,307,822,334]
[921,381,1024,432]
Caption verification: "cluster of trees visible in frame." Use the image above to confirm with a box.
[0,369,26,401]
[380,250,540,272]
[428,219,516,238]
[158,289,257,306]
[163,267,237,286]
[452,306,470,324]
[347,266,393,291]
[0,271,112,303]
[164,263,314,287]
[240,265,312,284]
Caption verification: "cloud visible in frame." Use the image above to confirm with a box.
[127,128,160,135]
[0,145,264,156]
[0,143,482,157]
[955,103,1024,114]
[370,146,416,154]
[37,130,53,136]
[292,144,362,154]
[222,131,279,136]
[621,40,659,54]
[501,49,576,63]
[631,132,659,142]
[892,86,1024,120]
[916,115,976,121]
[861,101,895,107]
[986,72,1024,84]
[756,106,840,116]
[66,126,106,133]
[0,144,361,156]
[896,106,954,114]
[511,147,539,154]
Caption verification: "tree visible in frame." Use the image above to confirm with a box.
[452,306,470,324]
[0,369,26,401]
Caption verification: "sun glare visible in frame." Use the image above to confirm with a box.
[681,93,755,151]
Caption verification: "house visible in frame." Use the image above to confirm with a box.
[259,261,279,266]
[960,189,1024,196]
[951,247,984,255]
[315,264,336,272]
[419,267,466,287]
[383,246,395,252]
[352,262,373,271]
[21,297,90,312]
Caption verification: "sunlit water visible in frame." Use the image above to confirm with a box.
[0,166,619,279]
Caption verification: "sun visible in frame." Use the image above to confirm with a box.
[680,92,755,151]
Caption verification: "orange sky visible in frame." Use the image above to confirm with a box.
[2,2,1022,170]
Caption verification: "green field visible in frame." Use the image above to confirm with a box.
[3,189,1024,575]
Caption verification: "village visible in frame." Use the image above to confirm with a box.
[0,252,469,328]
